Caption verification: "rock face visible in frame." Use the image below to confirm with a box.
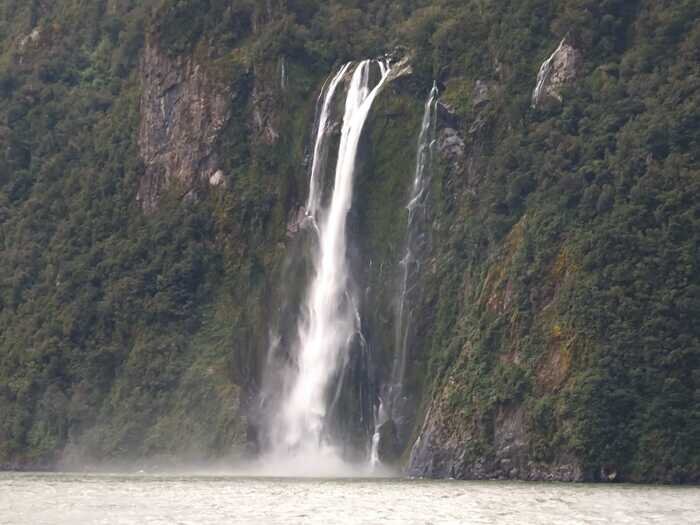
[472,80,491,109]
[250,75,280,146]
[407,382,583,481]
[531,38,582,108]
[209,169,225,187]
[437,127,465,168]
[376,419,401,464]
[406,78,586,482]
[137,36,231,212]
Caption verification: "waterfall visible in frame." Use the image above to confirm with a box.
[393,82,438,390]
[305,63,352,219]
[371,83,439,467]
[267,59,392,469]
[532,38,565,107]
[279,56,288,91]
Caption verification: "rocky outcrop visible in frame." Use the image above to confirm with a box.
[250,73,280,146]
[136,36,231,212]
[406,379,583,481]
[531,38,582,108]
[376,419,401,463]
[472,80,491,109]
[437,127,465,169]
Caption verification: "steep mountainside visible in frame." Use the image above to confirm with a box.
[0,0,698,482]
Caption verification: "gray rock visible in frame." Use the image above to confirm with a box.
[136,36,231,212]
[532,37,583,108]
[406,380,584,482]
[437,128,465,166]
[376,419,401,464]
[286,206,307,237]
[472,80,491,108]
[209,169,225,187]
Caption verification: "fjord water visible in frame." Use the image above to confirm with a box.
[2,473,699,525]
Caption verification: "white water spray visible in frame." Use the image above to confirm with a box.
[270,60,392,467]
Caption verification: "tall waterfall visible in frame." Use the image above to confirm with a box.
[371,84,439,467]
[267,59,392,470]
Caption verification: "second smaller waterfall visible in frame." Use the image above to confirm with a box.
[371,83,439,467]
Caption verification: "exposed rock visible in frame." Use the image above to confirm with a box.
[209,169,225,187]
[601,465,619,481]
[15,26,48,64]
[19,28,42,50]
[136,35,231,212]
[436,100,460,128]
[437,127,465,169]
[472,80,491,109]
[250,69,280,146]
[407,399,583,481]
[385,46,414,78]
[407,347,583,481]
[386,54,413,83]
[531,38,583,108]
[286,206,307,238]
[376,419,401,463]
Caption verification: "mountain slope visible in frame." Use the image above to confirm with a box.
[0,0,698,482]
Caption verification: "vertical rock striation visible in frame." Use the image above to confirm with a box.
[137,36,231,212]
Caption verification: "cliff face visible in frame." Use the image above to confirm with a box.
[1,0,698,482]
[408,393,582,481]
[137,36,231,211]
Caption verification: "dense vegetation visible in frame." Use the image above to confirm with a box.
[0,0,698,481]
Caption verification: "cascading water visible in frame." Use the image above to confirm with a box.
[279,56,288,91]
[305,63,352,219]
[532,38,565,106]
[393,82,438,393]
[264,59,392,472]
[371,83,439,467]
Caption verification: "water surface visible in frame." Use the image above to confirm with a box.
[1,472,698,524]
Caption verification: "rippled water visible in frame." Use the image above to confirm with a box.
[1,472,698,524]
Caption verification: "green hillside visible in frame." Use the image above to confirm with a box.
[0,0,698,482]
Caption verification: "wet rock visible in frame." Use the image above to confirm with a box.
[376,419,401,464]
[601,465,619,482]
[531,37,583,108]
[286,206,307,238]
[251,80,280,145]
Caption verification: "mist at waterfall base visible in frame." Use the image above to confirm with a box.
[250,59,435,478]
